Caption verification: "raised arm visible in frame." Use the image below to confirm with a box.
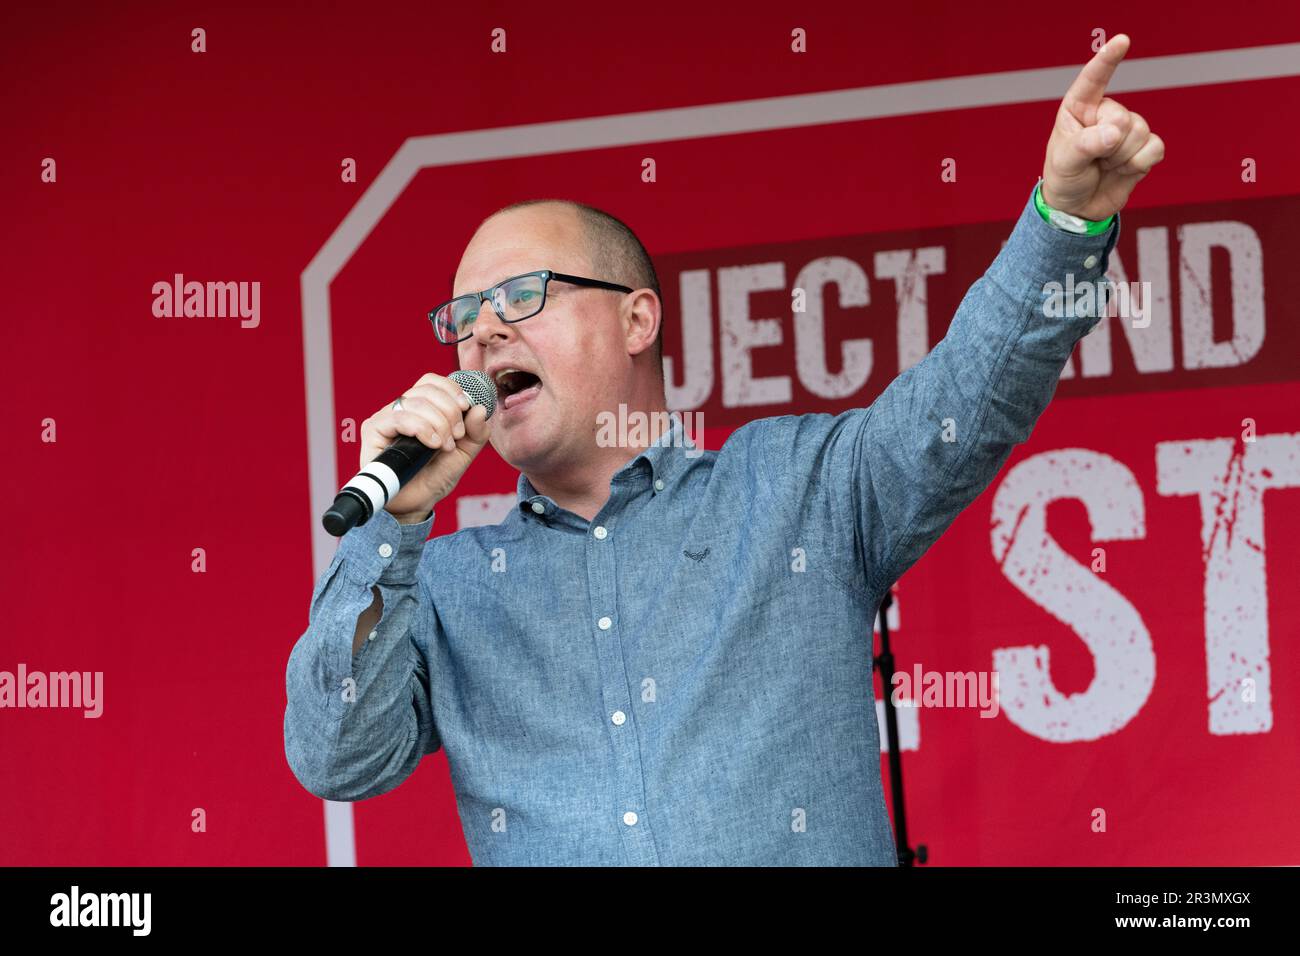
[752,35,1163,599]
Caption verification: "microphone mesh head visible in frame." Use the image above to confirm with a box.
[449,369,498,420]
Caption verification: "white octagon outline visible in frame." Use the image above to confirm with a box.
[299,41,1300,866]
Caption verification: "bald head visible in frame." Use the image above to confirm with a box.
[469,199,663,361]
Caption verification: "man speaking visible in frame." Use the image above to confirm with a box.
[285,34,1163,865]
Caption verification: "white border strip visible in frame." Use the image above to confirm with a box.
[300,41,1300,867]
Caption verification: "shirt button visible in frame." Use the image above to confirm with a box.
[611,710,626,725]
[654,479,665,492]
[593,525,607,540]
[623,811,638,826]
[378,543,393,558]
[367,630,377,642]
[598,616,612,630]
[531,501,545,514]
[1083,254,1098,269]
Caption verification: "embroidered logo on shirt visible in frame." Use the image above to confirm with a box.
[683,547,710,562]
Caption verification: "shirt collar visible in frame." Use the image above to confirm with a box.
[516,411,696,518]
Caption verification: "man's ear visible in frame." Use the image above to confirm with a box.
[624,289,661,358]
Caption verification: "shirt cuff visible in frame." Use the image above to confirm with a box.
[994,182,1122,295]
[335,506,435,587]
[1034,179,1116,235]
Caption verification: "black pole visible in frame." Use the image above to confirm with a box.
[873,590,927,866]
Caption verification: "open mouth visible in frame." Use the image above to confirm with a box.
[494,369,543,411]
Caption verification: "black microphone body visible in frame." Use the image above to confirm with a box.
[321,369,497,537]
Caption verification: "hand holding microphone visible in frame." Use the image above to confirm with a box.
[322,369,497,536]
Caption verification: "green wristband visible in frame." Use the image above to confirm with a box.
[1034,181,1115,235]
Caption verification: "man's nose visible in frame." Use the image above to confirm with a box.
[471,295,514,344]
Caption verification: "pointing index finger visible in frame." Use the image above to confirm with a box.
[1062,34,1130,125]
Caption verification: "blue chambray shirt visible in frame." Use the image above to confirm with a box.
[285,183,1120,865]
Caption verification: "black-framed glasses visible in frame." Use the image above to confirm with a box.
[429,270,634,345]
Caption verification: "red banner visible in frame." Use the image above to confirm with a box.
[4,1,1299,868]
[655,193,1299,426]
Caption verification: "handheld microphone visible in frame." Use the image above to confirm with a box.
[321,369,497,537]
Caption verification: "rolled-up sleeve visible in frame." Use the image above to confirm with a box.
[284,506,441,802]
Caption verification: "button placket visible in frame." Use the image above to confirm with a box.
[584,504,658,864]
